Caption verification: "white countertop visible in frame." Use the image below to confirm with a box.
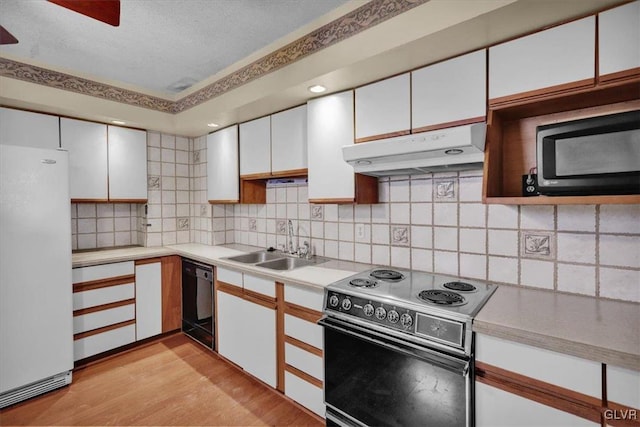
[72,243,640,370]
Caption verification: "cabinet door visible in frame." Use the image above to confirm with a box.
[60,118,108,201]
[242,300,277,388]
[239,116,271,176]
[207,125,239,203]
[0,108,59,149]
[307,90,356,202]
[598,0,640,81]
[412,50,486,132]
[135,262,162,341]
[489,16,595,101]
[271,105,307,173]
[355,73,410,141]
[476,382,598,427]
[216,290,246,366]
[108,126,147,201]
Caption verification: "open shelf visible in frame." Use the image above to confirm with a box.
[482,77,640,205]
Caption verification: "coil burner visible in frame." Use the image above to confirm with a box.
[418,289,466,306]
[370,269,405,282]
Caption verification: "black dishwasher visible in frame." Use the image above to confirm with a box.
[182,259,214,349]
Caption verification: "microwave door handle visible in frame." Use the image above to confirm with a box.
[319,317,469,376]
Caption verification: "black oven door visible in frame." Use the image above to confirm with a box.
[320,316,472,427]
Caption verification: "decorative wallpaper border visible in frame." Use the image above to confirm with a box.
[0,0,428,114]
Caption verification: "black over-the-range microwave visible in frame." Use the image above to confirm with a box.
[536,109,640,196]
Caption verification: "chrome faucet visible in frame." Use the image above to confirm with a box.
[287,220,295,255]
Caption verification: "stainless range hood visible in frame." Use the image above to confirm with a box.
[342,123,486,176]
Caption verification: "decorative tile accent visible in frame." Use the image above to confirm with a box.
[192,150,201,164]
[434,180,456,201]
[311,205,323,220]
[248,218,257,232]
[391,226,410,246]
[521,231,555,259]
[177,218,189,230]
[0,0,428,113]
[147,176,161,190]
[276,220,287,235]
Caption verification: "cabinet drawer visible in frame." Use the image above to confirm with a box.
[608,365,640,409]
[285,371,325,417]
[73,303,135,334]
[243,274,275,298]
[216,267,243,287]
[476,382,598,426]
[476,334,601,398]
[73,323,136,361]
[73,283,135,310]
[285,314,323,349]
[72,261,134,284]
[285,343,323,382]
[284,283,323,312]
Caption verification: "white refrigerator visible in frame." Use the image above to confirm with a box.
[0,144,74,408]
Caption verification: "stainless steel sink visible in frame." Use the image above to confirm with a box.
[256,256,328,271]
[225,251,283,264]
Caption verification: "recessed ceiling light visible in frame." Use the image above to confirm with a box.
[308,85,327,93]
[207,123,219,128]
[111,120,126,125]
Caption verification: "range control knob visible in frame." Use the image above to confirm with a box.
[341,298,352,311]
[387,310,399,324]
[400,313,413,329]
[328,295,339,308]
[375,306,387,320]
[363,304,374,317]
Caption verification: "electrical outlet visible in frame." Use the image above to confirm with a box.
[355,223,365,239]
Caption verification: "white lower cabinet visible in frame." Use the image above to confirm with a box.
[607,365,640,410]
[135,262,162,341]
[476,382,598,427]
[216,289,277,388]
[285,371,325,417]
[74,324,136,361]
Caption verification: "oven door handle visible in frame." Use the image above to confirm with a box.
[318,316,469,376]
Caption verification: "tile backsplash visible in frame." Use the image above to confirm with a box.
[229,171,640,303]
[71,203,140,250]
[68,131,639,304]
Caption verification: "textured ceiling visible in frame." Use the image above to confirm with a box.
[0,0,348,94]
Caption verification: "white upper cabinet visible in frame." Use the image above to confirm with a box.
[107,126,147,201]
[271,105,307,173]
[598,0,640,79]
[489,16,595,101]
[307,90,356,202]
[0,108,60,149]
[207,125,239,203]
[239,116,271,176]
[60,118,109,200]
[412,50,486,131]
[355,73,410,141]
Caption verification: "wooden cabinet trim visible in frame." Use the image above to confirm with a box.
[73,319,136,341]
[240,173,272,180]
[285,364,323,389]
[161,256,181,333]
[71,198,110,204]
[208,199,239,204]
[599,67,640,85]
[240,179,267,204]
[270,168,308,178]
[73,298,135,317]
[216,281,244,298]
[412,116,486,134]
[244,292,277,310]
[355,129,410,143]
[354,173,379,204]
[284,302,323,323]
[285,335,323,358]
[476,361,603,424]
[107,199,147,204]
[308,197,354,204]
[73,275,136,293]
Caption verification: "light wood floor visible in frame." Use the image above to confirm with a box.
[0,334,323,426]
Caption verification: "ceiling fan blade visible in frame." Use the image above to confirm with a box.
[0,25,19,45]
[47,0,120,27]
